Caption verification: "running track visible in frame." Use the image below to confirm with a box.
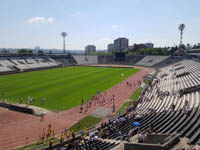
[0,66,153,150]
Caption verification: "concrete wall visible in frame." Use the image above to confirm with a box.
[144,134,169,144]
[124,134,180,150]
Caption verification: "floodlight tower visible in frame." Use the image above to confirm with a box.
[61,32,67,54]
[178,24,185,46]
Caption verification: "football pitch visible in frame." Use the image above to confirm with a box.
[0,66,140,110]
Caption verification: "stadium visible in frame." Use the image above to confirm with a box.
[0,52,200,150]
[3,0,200,149]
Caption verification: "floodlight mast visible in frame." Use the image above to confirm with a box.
[178,24,185,46]
[61,32,67,54]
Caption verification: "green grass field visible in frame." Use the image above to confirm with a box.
[70,116,102,133]
[0,66,139,110]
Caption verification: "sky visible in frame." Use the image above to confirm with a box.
[0,0,200,50]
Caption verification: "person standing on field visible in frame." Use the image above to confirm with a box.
[42,98,46,104]
[80,105,83,113]
[19,97,23,104]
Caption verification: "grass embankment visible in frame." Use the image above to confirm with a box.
[13,137,59,150]
[117,87,142,114]
[0,66,139,111]
[70,116,102,133]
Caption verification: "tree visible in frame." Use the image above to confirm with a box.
[193,44,197,49]
[28,50,33,54]
[18,49,33,54]
[0,49,9,54]
[137,48,169,56]
[38,50,44,54]
[169,47,176,54]
[18,49,28,54]
[128,51,137,56]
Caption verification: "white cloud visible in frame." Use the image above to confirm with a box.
[27,17,54,24]
[112,24,118,29]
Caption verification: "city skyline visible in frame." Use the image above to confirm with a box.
[0,0,200,50]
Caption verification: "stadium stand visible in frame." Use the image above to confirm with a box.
[51,55,77,66]
[125,56,145,65]
[152,57,183,68]
[98,55,145,65]
[135,55,169,66]
[97,55,173,67]
[63,139,119,150]
[0,56,60,74]
[0,60,13,72]
[73,55,98,65]
[98,55,115,64]
[0,54,182,74]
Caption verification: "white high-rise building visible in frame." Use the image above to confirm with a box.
[114,38,129,52]
[85,45,96,54]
